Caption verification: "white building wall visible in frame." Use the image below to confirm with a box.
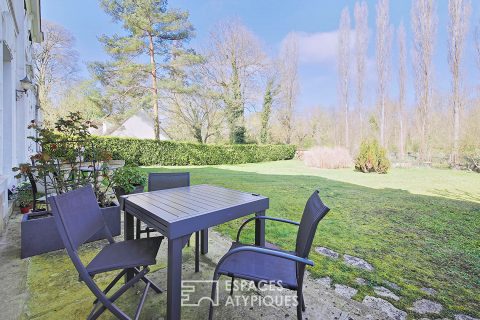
[0,0,42,233]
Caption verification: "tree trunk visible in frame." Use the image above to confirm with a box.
[344,87,349,149]
[452,82,460,165]
[399,113,405,160]
[380,96,385,146]
[149,34,161,140]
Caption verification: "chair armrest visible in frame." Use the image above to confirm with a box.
[218,245,314,268]
[236,216,300,242]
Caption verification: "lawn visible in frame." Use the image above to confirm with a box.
[142,160,480,318]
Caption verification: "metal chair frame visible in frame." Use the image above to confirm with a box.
[209,190,330,320]
[50,186,162,320]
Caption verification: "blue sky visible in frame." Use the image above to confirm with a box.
[42,0,480,111]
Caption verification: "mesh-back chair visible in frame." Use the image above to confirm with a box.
[50,186,163,320]
[137,173,191,239]
[209,190,330,320]
[142,172,204,272]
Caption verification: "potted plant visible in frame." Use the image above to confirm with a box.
[112,166,147,204]
[13,112,123,258]
[16,182,33,214]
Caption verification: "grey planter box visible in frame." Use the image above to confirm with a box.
[21,204,121,258]
[114,185,144,207]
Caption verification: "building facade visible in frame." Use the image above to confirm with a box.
[0,0,42,233]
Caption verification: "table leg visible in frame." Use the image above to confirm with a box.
[255,210,266,247]
[167,237,184,320]
[124,210,135,281]
[201,228,208,254]
[195,232,200,272]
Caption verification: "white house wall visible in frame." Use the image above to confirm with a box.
[0,0,41,233]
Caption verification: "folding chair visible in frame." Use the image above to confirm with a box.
[49,185,163,320]
[209,190,330,320]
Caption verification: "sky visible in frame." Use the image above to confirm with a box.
[42,0,480,112]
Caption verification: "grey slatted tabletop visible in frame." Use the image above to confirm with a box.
[122,184,269,320]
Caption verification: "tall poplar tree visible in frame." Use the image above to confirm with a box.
[448,0,471,165]
[260,79,275,144]
[338,7,351,148]
[98,0,194,140]
[376,0,392,147]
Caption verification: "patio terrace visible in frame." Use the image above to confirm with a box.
[0,213,386,320]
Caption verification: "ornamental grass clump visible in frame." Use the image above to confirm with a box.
[303,146,353,169]
[355,139,390,174]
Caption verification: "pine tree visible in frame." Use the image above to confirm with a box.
[97,0,194,140]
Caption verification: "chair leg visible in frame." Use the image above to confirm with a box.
[134,267,163,294]
[209,273,220,320]
[296,290,303,320]
[89,267,150,320]
[136,219,141,240]
[93,269,127,304]
[229,276,235,295]
[301,292,306,312]
[134,282,150,320]
[195,231,200,272]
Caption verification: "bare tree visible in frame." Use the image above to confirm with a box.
[338,7,351,148]
[411,0,437,160]
[33,20,78,112]
[476,24,480,70]
[278,33,299,144]
[163,55,224,143]
[205,20,267,143]
[167,90,223,143]
[354,1,369,140]
[397,21,407,159]
[448,0,471,165]
[376,0,393,147]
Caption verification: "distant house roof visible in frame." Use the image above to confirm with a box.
[109,109,169,140]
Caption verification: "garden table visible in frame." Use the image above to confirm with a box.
[122,184,269,320]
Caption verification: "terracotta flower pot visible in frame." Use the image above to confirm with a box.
[20,205,32,214]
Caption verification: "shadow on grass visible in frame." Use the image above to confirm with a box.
[142,166,480,318]
[25,166,479,319]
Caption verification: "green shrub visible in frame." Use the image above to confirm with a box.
[90,136,296,166]
[112,166,147,193]
[355,139,390,174]
[15,182,33,208]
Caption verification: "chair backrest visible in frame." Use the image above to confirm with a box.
[148,172,190,191]
[49,185,111,251]
[26,172,38,210]
[295,190,330,258]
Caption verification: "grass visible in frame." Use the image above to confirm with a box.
[141,160,480,318]
[24,160,479,319]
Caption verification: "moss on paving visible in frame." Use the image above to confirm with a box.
[24,239,172,319]
[25,161,480,319]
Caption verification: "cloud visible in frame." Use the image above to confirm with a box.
[283,30,339,65]
[280,30,362,66]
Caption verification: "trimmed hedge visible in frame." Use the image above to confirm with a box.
[91,136,296,166]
